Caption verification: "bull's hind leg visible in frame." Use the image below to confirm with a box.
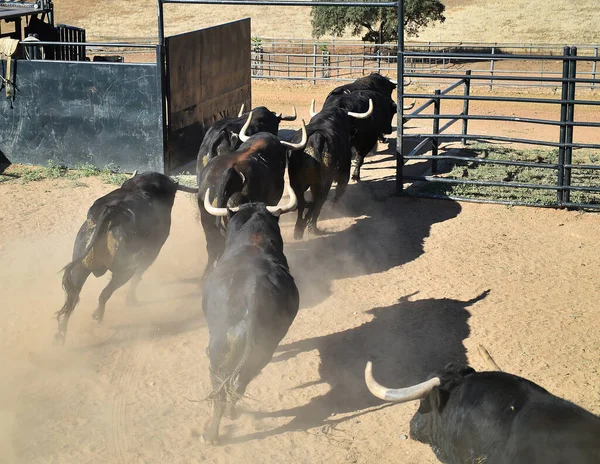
[54,262,91,344]
[126,248,161,306]
[351,150,367,181]
[92,268,135,323]
[203,371,227,445]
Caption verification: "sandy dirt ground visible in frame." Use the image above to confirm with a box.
[1,82,600,464]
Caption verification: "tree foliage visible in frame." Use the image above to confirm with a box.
[311,0,446,43]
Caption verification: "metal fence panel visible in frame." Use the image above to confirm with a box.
[0,59,165,172]
[165,18,251,172]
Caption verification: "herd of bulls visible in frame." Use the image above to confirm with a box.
[53,73,600,462]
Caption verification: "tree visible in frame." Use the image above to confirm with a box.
[311,0,446,44]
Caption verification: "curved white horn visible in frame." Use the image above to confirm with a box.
[389,78,397,85]
[130,169,138,178]
[403,99,416,110]
[238,103,245,118]
[279,106,297,121]
[478,345,502,372]
[239,111,253,143]
[364,361,441,403]
[281,119,307,151]
[266,183,297,215]
[309,99,318,117]
[203,189,229,217]
[348,98,373,119]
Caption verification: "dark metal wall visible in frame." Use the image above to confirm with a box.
[0,59,165,172]
[165,18,251,171]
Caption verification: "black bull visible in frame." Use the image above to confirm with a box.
[200,194,299,444]
[327,72,398,99]
[320,90,397,181]
[197,111,307,278]
[196,105,297,173]
[366,361,600,464]
[54,172,198,343]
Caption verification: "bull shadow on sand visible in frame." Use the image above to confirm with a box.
[227,290,489,444]
[284,171,462,308]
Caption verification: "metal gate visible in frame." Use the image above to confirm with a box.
[164,18,251,172]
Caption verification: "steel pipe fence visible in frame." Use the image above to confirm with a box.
[398,46,600,209]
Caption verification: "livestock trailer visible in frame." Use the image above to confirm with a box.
[0,0,251,173]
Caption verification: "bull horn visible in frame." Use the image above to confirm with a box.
[364,361,441,403]
[177,184,199,194]
[203,189,229,217]
[239,111,253,143]
[279,106,297,121]
[130,169,138,178]
[280,119,307,151]
[404,79,412,86]
[266,183,297,215]
[238,104,245,117]
[309,99,318,117]
[348,98,373,119]
[403,99,416,110]
[478,345,502,372]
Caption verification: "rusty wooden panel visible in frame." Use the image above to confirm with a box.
[165,19,251,171]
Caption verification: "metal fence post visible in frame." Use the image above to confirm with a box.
[564,46,577,205]
[313,43,317,85]
[489,47,495,91]
[592,47,598,90]
[462,70,471,145]
[395,0,405,195]
[432,89,441,174]
[557,46,570,207]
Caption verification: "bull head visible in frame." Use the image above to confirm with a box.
[203,182,298,217]
[238,111,307,151]
[277,106,297,121]
[309,98,373,119]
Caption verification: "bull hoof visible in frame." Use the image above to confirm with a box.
[293,228,305,240]
[200,433,219,446]
[126,296,140,307]
[53,331,66,345]
[351,173,361,181]
[91,311,104,323]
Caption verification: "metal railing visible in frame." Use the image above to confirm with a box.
[398,46,600,209]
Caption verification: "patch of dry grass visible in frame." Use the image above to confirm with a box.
[53,0,600,44]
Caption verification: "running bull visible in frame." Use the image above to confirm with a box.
[200,183,299,444]
[196,105,297,172]
[54,172,198,343]
[289,99,373,239]
[197,111,307,278]
[364,354,600,464]
[313,89,398,181]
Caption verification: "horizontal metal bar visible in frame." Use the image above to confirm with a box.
[564,164,600,170]
[162,0,396,5]
[405,72,600,84]
[407,114,600,128]
[409,133,600,149]
[562,202,600,209]
[17,41,158,49]
[402,51,600,62]
[404,93,600,106]
[403,154,560,169]
[409,133,562,148]
[565,185,600,193]
[401,192,559,208]
[404,175,559,190]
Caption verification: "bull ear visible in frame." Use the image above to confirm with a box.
[429,388,450,413]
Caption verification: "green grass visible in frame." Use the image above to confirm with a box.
[0,162,130,186]
[409,144,600,206]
